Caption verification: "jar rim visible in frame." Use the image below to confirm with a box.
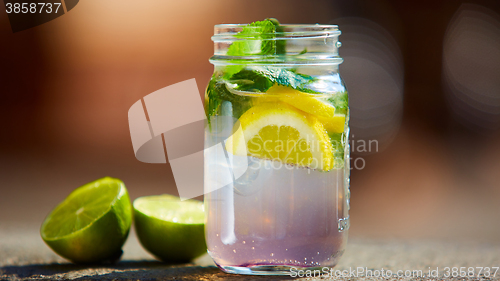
[213,24,340,40]
[211,23,342,65]
[214,23,339,29]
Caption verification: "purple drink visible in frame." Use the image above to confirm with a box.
[205,156,349,274]
[204,19,349,275]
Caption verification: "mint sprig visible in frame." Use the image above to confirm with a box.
[327,91,348,115]
[227,20,275,56]
[228,69,274,92]
[224,18,285,78]
[205,75,252,124]
[205,77,222,121]
[229,67,318,94]
[227,18,285,57]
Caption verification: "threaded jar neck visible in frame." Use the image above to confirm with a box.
[211,24,343,66]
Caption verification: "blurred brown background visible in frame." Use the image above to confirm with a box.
[1,0,500,243]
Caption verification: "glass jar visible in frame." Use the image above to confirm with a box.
[204,21,349,275]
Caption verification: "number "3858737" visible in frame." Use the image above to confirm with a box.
[6,3,62,14]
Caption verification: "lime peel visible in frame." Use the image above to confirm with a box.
[133,194,207,263]
[40,177,132,263]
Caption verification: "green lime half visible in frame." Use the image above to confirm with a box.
[40,177,132,263]
[133,194,206,263]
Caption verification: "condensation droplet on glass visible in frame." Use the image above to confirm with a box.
[233,249,236,253]
[336,41,342,48]
[251,247,255,250]
[317,252,320,255]
[242,241,246,244]
[270,253,274,257]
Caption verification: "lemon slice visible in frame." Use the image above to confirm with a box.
[254,85,345,133]
[265,85,336,119]
[317,114,346,133]
[225,102,334,171]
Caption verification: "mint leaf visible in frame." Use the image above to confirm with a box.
[228,69,274,92]
[227,20,276,56]
[252,67,317,92]
[205,75,252,126]
[224,18,286,78]
[205,77,222,122]
[229,66,319,93]
[261,18,286,56]
[270,18,286,55]
[328,92,348,115]
[298,48,308,55]
[329,132,345,168]
[227,18,285,57]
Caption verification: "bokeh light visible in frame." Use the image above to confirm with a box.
[334,17,404,154]
[443,3,500,132]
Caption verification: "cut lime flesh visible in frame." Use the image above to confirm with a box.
[40,177,132,263]
[134,195,204,224]
[42,180,120,239]
[133,195,207,263]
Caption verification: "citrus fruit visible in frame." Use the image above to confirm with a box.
[133,194,207,263]
[254,85,345,133]
[40,177,132,263]
[265,84,337,119]
[317,114,346,133]
[225,102,334,171]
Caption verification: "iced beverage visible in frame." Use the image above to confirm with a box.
[204,19,349,275]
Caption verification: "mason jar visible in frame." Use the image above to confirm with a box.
[204,21,349,275]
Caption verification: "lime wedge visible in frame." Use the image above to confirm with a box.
[40,177,132,263]
[133,194,207,263]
